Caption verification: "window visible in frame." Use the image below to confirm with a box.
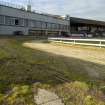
[55,24,57,29]
[66,25,69,30]
[5,16,14,25]
[58,24,61,30]
[63,25,66,30]
[36,21,42,28]
[59,24,64,30]
[33,21,37,27]
[5,16,24,26]
[24,19,28,27]
[42,22,47,29]
[0,15,4,24]
[62,25,65,30]
[51,23,56,29]
[15,19,19,25]
[28,20,32,27]
[61,25,64,30]
[19,19,24,26]
[28,20,36,27]
[14,18,24,26]
[47,23,52,29]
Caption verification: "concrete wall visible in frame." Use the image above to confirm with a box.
[0,25,29,35]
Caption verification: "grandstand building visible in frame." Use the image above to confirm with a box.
[0,2,69,36]
[70,17,105,37]
[1,1,105,38]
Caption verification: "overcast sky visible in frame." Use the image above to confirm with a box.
[1,0,105,21]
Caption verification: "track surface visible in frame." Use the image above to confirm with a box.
[23,42,105,79]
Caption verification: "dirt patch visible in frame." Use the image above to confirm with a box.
[23,42,105,65]
[23,42,105,79]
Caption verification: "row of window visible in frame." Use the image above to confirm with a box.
[0,15,69,30]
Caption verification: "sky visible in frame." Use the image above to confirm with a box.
[1,0,105,21]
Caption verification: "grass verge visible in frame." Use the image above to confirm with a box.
[0,37,105,104]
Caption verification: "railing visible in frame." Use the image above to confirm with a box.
[0,1,66,20]
[48,37,105,48]
[0,0,25,9]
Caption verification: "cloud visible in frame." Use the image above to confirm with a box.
[1,0,105,21]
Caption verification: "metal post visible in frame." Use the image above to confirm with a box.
[59,31,61,36]
[45,30,48,36]
[99,41,102,48]
[74,40,76,45]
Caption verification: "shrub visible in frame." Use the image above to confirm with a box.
[0,94,4,104]
[7,85,35,105]
[70,81,89,91]
[53,81,105,105]
[100,86,105,94]
[0,82,9,93]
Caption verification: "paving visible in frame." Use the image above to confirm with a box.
[34,89,64,105]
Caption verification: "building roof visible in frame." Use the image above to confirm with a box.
[0,1,66,21]
[70,17,105,26]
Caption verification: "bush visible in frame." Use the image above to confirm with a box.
[70,81,89,91]
[100,86,105,94]
[6,85,35,105]
[0,82,9,93]
[0,94,4,104]
[53,81,105,105]
[85,95,105,105]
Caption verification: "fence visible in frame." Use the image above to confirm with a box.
[48,37,105,48]
[0,1,25,9]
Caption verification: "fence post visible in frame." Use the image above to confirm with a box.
[74,40,76,45]
[99,41,102,48]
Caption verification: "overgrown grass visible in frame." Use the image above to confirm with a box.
[0,37,105,104]
[0,38,90,85]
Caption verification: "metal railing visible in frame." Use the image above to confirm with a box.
[0,0,25,9]
[48,37,105,48]
[0,1,66,20]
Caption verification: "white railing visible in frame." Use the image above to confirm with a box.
[48,37,105,48]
